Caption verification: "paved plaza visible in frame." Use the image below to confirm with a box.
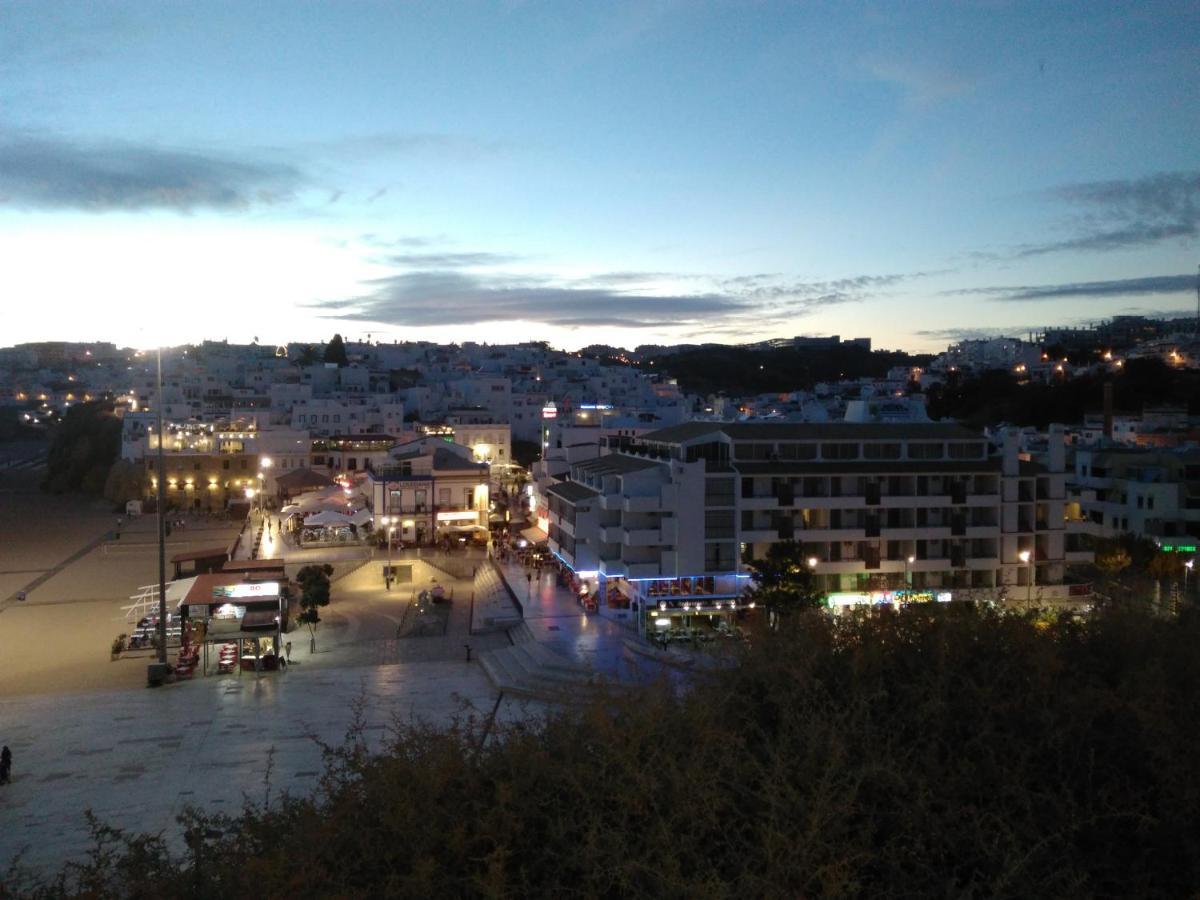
[0,472,642,876]
[0,660,552,873]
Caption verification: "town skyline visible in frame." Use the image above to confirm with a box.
[2,2,1197,351]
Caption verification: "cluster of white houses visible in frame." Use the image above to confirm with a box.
[542,421,1094,630]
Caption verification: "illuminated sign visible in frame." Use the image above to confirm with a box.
[436,511,478,522]
[826,590,952,608]
[541,403,557,419]
[213,581,280,599]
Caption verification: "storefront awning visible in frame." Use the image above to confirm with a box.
[241,610,281,630]
[520,525,548,544]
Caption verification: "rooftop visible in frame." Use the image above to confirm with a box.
[638,420,984,445]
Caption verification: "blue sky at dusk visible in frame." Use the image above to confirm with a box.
[0,1,1196,350]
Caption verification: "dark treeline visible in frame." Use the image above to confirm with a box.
[39,400,121,495]
[646,346,933,396]
[926,357,1200,427]
[8,605,1199,898]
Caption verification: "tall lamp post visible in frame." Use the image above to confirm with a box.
[155,347,167,666]
[1185,558,1194,601]
[381,515,394,589]
[904,554,915,596]
[258,457,272,517]
[1018,549,1033,610]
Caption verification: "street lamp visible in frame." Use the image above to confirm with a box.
[381,515,395,589]
[1018,549,1033,610]
[807,556,818,569]
[258,457,272,517]
[1185,558,1194,600]
[905,554,915,595]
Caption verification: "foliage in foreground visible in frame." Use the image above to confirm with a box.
[6,605,1200,898]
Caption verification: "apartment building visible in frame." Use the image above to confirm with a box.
[365,439,490,546]
[1069,446,1200,541]
[546,421,1091,630]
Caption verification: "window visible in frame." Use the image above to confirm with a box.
[948,442,986,460]
[863,443,902,460]
[821,443,859,460]
[222,460,230,470]
[240,459,248,470]
[1147,495,1154,510]
[438,487,451,506]
[464,488,473,508]
[705,509,735,539]
[704,477,735,506]
[777,443,817,460]
[1137,495,1144,509]
[908,442,944,460]
[333,415,341,423]
[322,415,329,423]
[297,414,305,423]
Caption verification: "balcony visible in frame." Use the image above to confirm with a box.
[623,495,661,513]
[740,495,778,510]
[600,524,624,543]
[624,528,662,547]
[600,559,661,578]
[740,528,777,543]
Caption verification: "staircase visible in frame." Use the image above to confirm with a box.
[478,622,605,702]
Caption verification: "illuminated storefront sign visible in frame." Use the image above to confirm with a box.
[436,511,478,522]
[826,590,952,608]
[213,582,280,599]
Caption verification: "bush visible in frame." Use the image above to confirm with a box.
[9,605,1200,898]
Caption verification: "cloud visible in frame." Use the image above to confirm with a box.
[0,131,303,212]
[386,251,521,268]
[913,326,1033,342]
[861,57,973,108]
[1016,170,1200,256]
[311,269,747,329]
[311,258,919,332]
[952,273,1195,303]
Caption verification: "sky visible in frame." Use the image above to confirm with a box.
[0,0,1197,352]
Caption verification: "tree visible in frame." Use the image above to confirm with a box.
[295,564,333,653]
[103,459,146,507]
[745,540,826,627]
[295,344,319,367]
[323,334,349,367]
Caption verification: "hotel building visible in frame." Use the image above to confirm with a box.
[546,421,1092,630]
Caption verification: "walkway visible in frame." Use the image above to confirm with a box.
[0,661,550,874]
[495,559,637,681]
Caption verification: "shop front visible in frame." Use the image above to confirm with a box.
[180,576,288,676]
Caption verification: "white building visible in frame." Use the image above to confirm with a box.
[546,421,1092,630]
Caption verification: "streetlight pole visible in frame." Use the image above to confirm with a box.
[155,346,167,665]
[382,516,394,589]
[258,457,272,518]
[1186,559,1194,603]
[1019,549,1033,611]
[904,554,915,597]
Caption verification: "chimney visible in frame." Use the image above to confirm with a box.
[1103,382,1113,440]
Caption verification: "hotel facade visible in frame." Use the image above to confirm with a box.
[545,421,1092,631]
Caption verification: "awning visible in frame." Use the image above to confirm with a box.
[241,610,280,630]
[520,526,548,544]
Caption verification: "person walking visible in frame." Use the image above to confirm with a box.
[1,745,12,784]
[284,641,292,663]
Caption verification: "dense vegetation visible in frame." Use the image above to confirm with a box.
[39,400,122,495]
[8,604,1199,898]
[646,345,932,396]
[925,357,1199,427]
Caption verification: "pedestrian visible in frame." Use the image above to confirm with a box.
[285,641,292,662]
[1,745,11,784]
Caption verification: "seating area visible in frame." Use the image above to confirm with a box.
[644,576,718,598]
[174,643,199,679]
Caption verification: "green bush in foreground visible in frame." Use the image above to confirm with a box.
[6,605,1200,898]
